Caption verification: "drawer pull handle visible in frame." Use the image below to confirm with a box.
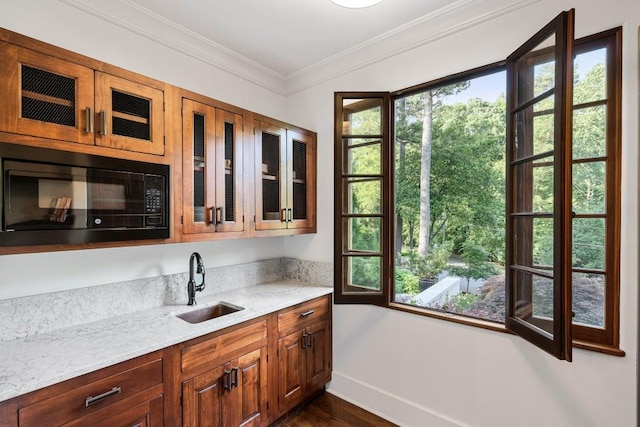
[85,386,121,407]
[300,310,314,317]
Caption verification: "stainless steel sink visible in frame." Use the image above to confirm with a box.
[175,302,244,324]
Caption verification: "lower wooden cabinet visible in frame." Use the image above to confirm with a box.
[73,394,164,427]
[275,296,332,417]
[182,347,267,427]
[179,319,269,427]
[0,351,165,427]
[0,296,332,427]
[278,320,331,412]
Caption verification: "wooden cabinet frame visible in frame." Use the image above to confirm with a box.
[0,27,318,254]
[253,118,317,235]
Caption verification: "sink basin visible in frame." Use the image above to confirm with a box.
[175,302,244,324]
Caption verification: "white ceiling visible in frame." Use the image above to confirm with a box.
[60,0,540,94]
[121,0,454,77]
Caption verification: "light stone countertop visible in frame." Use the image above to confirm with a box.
[0,282,332,403]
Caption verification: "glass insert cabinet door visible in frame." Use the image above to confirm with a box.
[182,99,244,235]
[255,121,316,231]
[505,10,574,361]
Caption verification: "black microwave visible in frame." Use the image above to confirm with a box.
[0,143,169,247]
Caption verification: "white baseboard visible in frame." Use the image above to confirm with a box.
[327,371,467,427]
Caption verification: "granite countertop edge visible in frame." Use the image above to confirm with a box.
[0,281,332,403]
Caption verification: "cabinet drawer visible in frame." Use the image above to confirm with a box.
[18,358,162,427]
[181,319,267,375]
[278,296,329,335]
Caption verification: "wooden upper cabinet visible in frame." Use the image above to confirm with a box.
[254,120,316,233]
[0,43,95,145]
[95,72,164,155]
[0,41,165,156]
[181,98,245,237]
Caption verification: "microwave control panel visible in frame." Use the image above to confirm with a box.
[144,175,165,226]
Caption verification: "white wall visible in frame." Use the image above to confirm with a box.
[0,0,294,299]
[286,0,639,425]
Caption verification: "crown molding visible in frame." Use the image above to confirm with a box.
[58,0,287,94]
[284,0,542,94]
[59,0,540,97]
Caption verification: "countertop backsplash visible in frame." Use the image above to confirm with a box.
[0,257,331,342]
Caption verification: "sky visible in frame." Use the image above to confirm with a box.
[439,47,605,106]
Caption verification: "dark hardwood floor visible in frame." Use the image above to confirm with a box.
[271,392,398,427]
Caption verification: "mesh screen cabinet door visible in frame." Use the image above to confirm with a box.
[95,72,164,155]
[0,43,95,145]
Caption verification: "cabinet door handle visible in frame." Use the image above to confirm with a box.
[99,110,107,135]
[280,208,286,222]
[85,107,94,133]
[215,207,223,225]
[307,332,313,348]
[287,208,293,222]
[208,206,216,226]
[301,332,308,349]
[85,386,121,407]
[300,310,314,318]
[231,367,239,389]
[224,369,232,392]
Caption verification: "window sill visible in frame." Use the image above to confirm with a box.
[388,302,625,357]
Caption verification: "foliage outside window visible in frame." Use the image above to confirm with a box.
[334,16,622,357]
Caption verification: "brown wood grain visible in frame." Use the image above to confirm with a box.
[272,393,397,427]
[277,297,330,336]
[181,320,267,377]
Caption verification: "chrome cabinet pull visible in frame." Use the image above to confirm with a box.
[301,332,308,349]
[215,207,223,225]
[300,310,314,317]
[280,208,286,222]
[208,206,216,226]
[85,107,94,133]
[85,386,121,407]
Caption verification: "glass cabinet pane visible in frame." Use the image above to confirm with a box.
[192,113,206,223]
[292,138,307,220]
[223,121,235,222]
[261,131,281,221]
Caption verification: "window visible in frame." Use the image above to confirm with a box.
[334,10,623,359]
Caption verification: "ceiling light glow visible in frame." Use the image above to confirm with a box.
[330,0,383,8]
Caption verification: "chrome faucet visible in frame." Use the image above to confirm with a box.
[187,252,206,305]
